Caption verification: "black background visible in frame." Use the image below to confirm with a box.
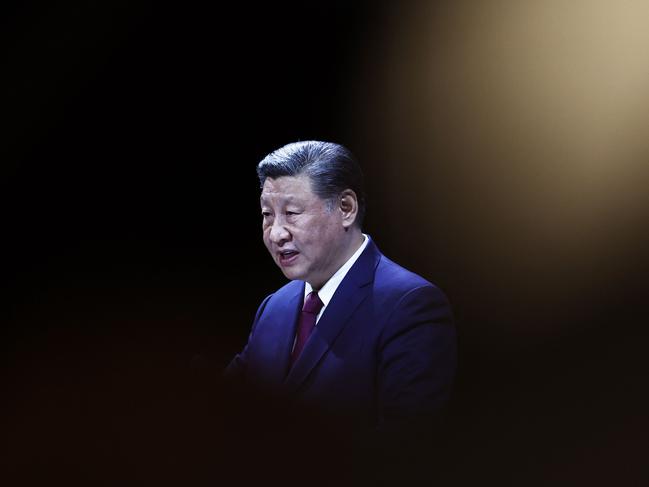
[3,1,648,485]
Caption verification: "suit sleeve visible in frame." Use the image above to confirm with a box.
[223,293,273,381]
[376,284,457,429]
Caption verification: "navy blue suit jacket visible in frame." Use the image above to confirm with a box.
[225,237,456,429]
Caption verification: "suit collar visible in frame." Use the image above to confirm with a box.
[304,233,370,309]
[284,237,382,391]
[255,281,304,385]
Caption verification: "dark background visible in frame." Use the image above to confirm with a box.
[3,1,648,485]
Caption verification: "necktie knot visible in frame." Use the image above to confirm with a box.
[302,291,324,315]
[289,291,323,369]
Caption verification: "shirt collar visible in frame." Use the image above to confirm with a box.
[304,234,369,309]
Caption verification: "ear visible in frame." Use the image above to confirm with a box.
[339,189,358,229]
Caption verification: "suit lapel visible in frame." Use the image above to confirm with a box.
[258,282,304,385]
[284,239,381,392]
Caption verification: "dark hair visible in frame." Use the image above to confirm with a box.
[257,141,366,228]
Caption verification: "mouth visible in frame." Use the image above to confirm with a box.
[277,249,300,266]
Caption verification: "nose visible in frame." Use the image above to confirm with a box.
[268,219,291,246]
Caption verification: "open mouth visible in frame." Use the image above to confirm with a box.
[278,249,299,265]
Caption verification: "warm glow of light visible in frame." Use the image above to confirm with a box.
[354,0,649,337]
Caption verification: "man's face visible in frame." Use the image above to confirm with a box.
[260,174,347,288]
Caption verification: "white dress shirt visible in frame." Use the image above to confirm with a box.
[304,234,369,324]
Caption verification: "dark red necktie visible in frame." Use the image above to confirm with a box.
[289,291,324,368]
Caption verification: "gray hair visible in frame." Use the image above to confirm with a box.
[256,141,366,228]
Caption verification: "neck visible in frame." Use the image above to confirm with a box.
[346,227,365,254]
[309,228,364,290]
[338,226,364,263]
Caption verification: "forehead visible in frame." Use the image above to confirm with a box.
[260,174,317,204]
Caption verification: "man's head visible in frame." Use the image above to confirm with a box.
[257,141,366,288]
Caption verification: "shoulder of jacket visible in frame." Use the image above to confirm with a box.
[265,279,303,301]
[376,254,435,292]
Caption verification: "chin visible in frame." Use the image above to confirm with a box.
[279,267,305,282]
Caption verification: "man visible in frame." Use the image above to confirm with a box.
[225,140,456,432]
